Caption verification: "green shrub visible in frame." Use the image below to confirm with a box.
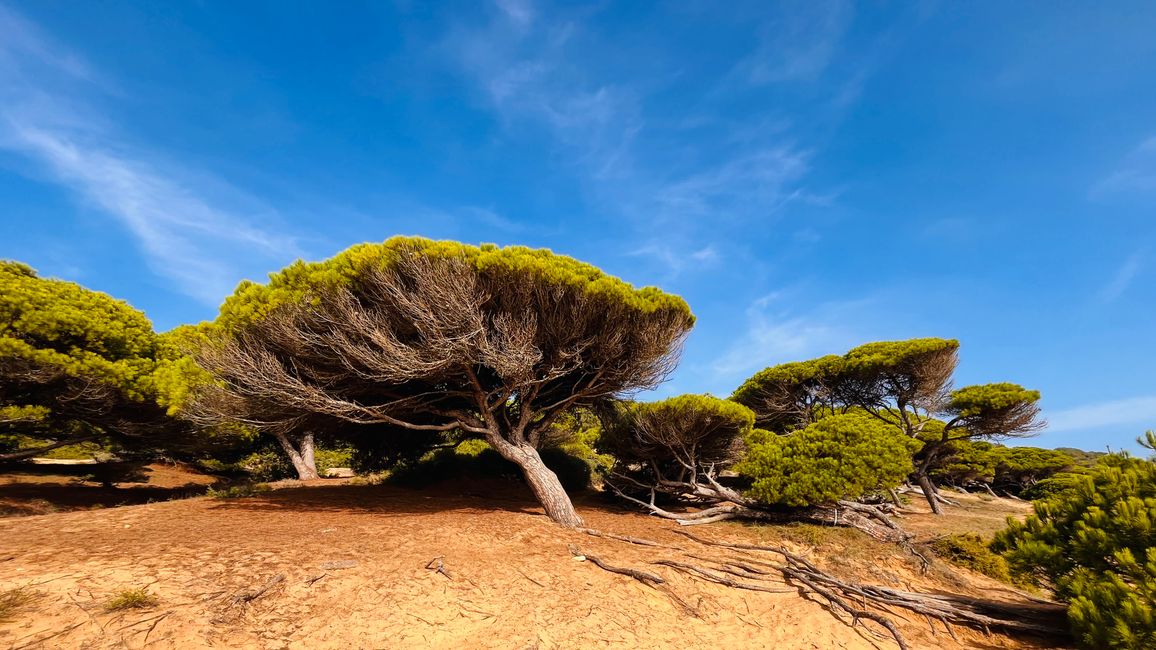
[993,434,1156,649]
[105,588,159,611]
[206,483,271,499]
[736,413,919,506]
[928,534,1016,585]
[387,441,592,493]
[203,441,354,481]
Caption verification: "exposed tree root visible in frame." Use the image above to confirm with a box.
[568,544,700,616]
[606,481,910,543]
[568,544,664,586]
[671,530,1067,637]
[230,573,285,605]
[567,526,1068,650]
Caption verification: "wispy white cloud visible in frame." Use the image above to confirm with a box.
[733,1,854,85]
[494,0,534,29]
[1045,395,1156,433]
[1100,250,1145,303]
[448,9,640,179]
[462,206,525,233]
[710,291,874,380]
[0,6,302,305]
[2,124,299,304]
[1091,134,1156,196]
[436,1,858,281]
[629,241,720,275]
[653,148,811,220]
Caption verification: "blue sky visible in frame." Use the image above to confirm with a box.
[1,1,1154,452]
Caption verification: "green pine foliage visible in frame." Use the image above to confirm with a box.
[1,261,189,458]
[599,394,755,468]
[993,433,1156,649]
[736,413,920,506]
[929,440,1075,495]
[215,237,694,332]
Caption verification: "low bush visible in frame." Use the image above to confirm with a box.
[927,533,1017,585]
[206,483,271,499]
[736,413,919,506]
[105,588,159,611]
[387,441,593,493]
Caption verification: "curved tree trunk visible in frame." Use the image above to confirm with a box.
[918,473,943,515]
[495,442,584,527]
[273,431,320,480]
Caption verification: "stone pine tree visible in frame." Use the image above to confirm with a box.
[598,395,910,540]
[729,355,845,433]
[914,383,1044,513]
[734,338,1044,514]
[993,432,1156,649]
[190,237,694,527]
[0,261,186,461]
[598,394,755,518]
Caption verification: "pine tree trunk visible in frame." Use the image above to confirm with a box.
[273,431,320,480]
[494,441,584,527]
[300,432,316,475]
[918,474,943,515]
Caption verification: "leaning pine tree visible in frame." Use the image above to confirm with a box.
[190,237,694,527]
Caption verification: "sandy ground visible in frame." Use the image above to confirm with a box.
[0,477,1065,650]
[0,463,219,517]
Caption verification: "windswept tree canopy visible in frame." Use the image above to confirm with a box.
[839,338,960,431]
[599,394,755,475]
[730,355,844,433]
[0,261,185,460]
[734,338,1042,514]
[736,413,919,507]
[191,237,695,526]
[942,383,1044,439]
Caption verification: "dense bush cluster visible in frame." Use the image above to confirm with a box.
[737,413,918,506]
[993,435,1156,649]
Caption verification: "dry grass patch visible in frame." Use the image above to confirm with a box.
[0,587,42,622]
[105,588,159,611]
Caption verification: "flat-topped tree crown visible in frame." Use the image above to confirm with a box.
[840,338,960,421]
[194,237,695,526]
[730,355,846,433]
[943,383,1043,438]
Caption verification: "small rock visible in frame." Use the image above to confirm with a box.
[324,467,355,478]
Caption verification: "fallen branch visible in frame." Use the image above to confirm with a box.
[231,574,285,605]
[425,556,453,581]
